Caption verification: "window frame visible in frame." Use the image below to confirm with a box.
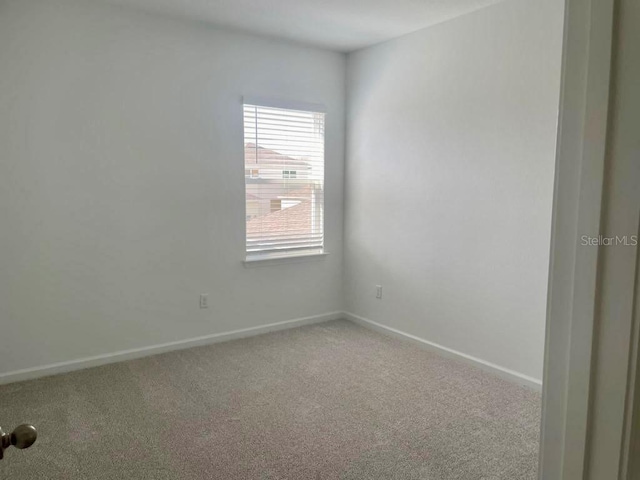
[242,97,327,263]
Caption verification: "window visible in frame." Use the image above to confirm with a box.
[243,102,325,258]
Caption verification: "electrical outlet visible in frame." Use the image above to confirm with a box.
[376,285,383,299]
[199,294,209,309]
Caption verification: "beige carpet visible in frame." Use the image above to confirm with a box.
[0,320,540,479]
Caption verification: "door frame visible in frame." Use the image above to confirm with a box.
[539,0,640,477]
[538,0,615,478]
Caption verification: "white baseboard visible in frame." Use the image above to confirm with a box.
[343,311,542,391]
[1,311,541,391]
[0,311,343,386]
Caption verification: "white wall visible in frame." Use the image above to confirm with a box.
[0,0,345,376]
[344,0,563,380]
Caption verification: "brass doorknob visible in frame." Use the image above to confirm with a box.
[0,424,37,460]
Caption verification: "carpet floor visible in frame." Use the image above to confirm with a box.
[0,320,540,479]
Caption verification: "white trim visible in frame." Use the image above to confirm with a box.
[343,311,542,391]
[243,251,328,267]
[538,0,615,478]
[242,95,326,113]
[0,311,343,386]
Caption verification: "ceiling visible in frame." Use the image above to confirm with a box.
[105,0,507,52]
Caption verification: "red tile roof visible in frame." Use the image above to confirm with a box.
[246,199,312,237]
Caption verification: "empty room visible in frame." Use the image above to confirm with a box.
[1,0,580,477]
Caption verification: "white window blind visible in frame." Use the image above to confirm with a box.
[243,103,325,258]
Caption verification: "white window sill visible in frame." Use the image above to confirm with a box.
[243,251,329,267]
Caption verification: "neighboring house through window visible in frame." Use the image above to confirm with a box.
[243,100,325,258]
